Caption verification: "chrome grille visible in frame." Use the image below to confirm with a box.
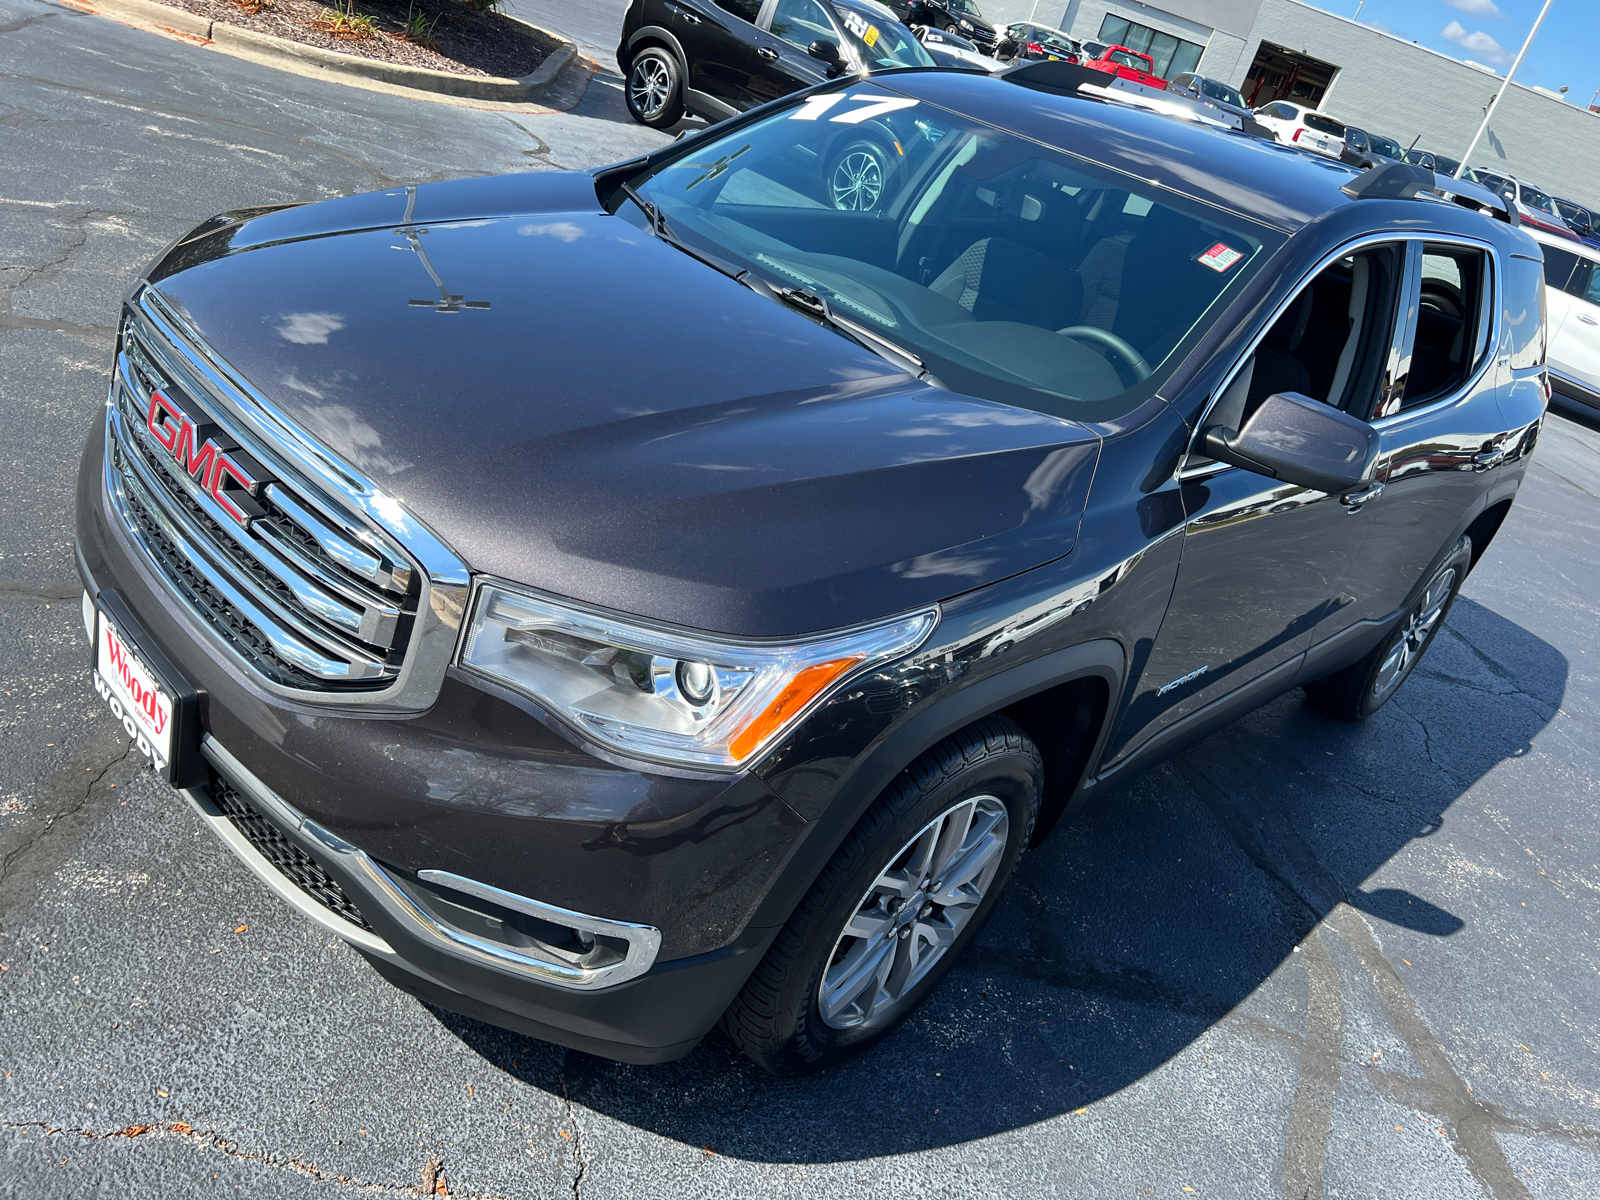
[105,309,420,692]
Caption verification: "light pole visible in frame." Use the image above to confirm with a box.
[1453,0,1555,178]
[1353,2,1364,20]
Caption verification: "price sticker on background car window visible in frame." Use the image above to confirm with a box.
[1198,242,1243,272]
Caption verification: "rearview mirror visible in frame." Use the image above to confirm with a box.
[1203,391,1378,495]
[808,38,844,67]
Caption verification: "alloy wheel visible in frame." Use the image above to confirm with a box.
[830,150,885,211]
[1371,566,1457,703]
[817,795,1009,1030]
[628,56,672,121]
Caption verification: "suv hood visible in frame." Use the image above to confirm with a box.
[146,174,1099,638]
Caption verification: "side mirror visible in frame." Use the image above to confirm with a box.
[808,38,843,67]
[1203,391,1378,495]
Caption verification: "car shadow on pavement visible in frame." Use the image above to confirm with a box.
[426,595,1564,1162]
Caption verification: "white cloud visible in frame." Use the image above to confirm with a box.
[517,221,586,242]
[1441,20,1511,65]
[276,312,344,345]
[1444,0,1502,17]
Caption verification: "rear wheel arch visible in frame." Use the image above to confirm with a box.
[623,27,689,81]
[1462,498,1513,573]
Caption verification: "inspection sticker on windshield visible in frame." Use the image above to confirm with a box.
[1198,242,1243,272]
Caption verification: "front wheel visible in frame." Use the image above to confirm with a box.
[624,47,684,130]
[826,138,895,211]
[722,716,1041,1075]
[1304,537,1471,720]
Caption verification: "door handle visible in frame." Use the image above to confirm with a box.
[682,11,700,22]
[1474,447,1505,472]
[1340,481,1384,512]
[756,46,779,60]
[1579,314,1598,326]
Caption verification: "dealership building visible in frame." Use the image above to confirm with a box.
[982,0,1600,205]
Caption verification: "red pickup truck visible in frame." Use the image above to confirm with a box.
[1084,45,1167,90]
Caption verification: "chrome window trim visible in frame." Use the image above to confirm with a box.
[1179,231,1504,479]
[200,736,663,990]
[123,287,470,711]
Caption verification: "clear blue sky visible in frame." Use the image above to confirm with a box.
[1327,0,1597,104]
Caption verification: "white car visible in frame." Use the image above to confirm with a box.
[1528,227,1600,410]
[1251,100,1347,160]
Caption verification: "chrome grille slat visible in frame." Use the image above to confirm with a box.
[109,412,387,682]
[105,311,427,693]
[106,287,470,711]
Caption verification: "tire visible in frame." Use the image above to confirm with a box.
[1304,537,1471,721]
[722,715,1042,1075]
[624,47,685,130]
[826,138,895,212]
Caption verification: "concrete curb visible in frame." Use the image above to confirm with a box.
[69,0,583,105]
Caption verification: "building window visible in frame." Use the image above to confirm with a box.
[1098,16,1204,80]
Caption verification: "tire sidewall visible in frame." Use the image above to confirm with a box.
[625,48,683,129]
[1358,540,1471,718]
[777,751,1039,1072]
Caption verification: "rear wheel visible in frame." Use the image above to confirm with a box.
[1304,537,1470,720]
[625,47,684,130]
[722,715,1041,1075]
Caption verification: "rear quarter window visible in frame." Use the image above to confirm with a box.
[1503,255,1547,371]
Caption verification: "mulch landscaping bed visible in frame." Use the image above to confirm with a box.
[153,0,557,77]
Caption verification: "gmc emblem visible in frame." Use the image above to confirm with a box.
[145,390,265,527]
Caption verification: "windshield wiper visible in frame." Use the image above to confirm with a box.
[616,182,939,384]
[770,285,941,384]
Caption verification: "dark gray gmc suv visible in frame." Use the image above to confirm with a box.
[75,66,1547,1074]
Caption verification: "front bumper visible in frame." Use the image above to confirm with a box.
[77,419,806,1062]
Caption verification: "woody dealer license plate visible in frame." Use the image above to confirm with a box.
[95,611,175,769]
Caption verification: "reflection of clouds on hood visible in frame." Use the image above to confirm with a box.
[892,550,1000,579]
[1024,446,1089,512]
[296,403,411,478]
[277,312,345,345]
[517,221,586,243]
[279,370,326,401]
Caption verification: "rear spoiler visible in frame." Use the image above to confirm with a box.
[1341,161,1519,226]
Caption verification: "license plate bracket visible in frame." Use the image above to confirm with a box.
[90,589,206,787]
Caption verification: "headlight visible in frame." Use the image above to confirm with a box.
[461,582,937,770]
[958,18,971,28]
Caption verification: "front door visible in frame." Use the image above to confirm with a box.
[1107,240,1407,764]
[750,0,834,107]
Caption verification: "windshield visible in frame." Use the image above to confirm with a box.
[833,6,935,68]
[1199,79,1245,107]
[1368,134,1403,160]
[1109,49,1153,71]
[622,83,1279,422]
[947,0,982,14]
[1304,112,1345,136]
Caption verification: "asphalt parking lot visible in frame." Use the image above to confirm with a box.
[2,1,1599,1196]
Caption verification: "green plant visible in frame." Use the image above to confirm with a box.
[315,0,379,37]
[399,0,439,46]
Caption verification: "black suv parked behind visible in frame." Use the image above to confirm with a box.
[620,0,934,129]
[78,65,1546,1075]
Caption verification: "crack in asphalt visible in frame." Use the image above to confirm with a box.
[556,1071,588,1199]
[0,721,138,928]
[0,580,82,602]
[0,1119,512,1196]
[1279,926,1343,1200]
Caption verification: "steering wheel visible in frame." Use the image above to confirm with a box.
[1055,326,1153,381]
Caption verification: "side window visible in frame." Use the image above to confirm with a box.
[1542,245,1580,293]
[1581,262,1600,307]
[1399,244,1490,411]
[715,0,762,23]
[769,0,836,48]
[1197,244,1403,457]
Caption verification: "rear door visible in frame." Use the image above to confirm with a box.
[1544,247,1600,390]
[1327,237,1509,636]
[683,0,764,111]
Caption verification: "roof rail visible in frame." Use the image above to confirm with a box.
[997,59,1104,97]
[1436,174,1520,227]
